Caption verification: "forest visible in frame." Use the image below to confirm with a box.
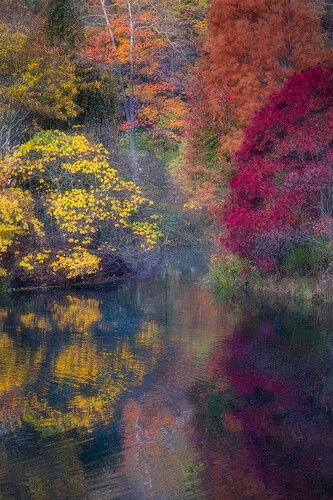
[0,0,333,295]
[0,0,206,289]
[2,2,333,498]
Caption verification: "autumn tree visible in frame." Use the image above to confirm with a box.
[0,0,37,26]
[45,0,83,49]
[85,0,203,179]
[173,81,228,207]
[221,65,333,271]
[0,21,79,150]
[0,130,161,285]
[178,0,332,205]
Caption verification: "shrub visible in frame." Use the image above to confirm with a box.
[280,241,333,276]
[208,253,259,295]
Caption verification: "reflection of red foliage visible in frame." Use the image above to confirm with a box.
[222,319,333,499]
[220,66,333,265]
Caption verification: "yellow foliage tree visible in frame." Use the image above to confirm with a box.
[0,22,79,150]
[0,130,161,285]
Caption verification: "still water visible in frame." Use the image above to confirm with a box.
[0,251,333,499]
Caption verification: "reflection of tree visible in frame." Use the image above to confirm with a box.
[120,394,204,499]
[191,296,333,499]
[5,280,145,339]
[0,288,161,433]
[0,333,44,398]
[0,318,161,435]
[0,285,163,499]
[0,251,213,497]
[0,432,87,499]
[51,297,102,333]
[117,272,225,499]
[21,320,161,435]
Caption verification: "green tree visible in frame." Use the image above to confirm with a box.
[46,0,83,49]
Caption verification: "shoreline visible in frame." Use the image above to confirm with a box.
[11,271,135,293]
[208,265,333,305]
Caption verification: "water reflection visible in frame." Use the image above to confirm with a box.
[191,295,333,499]
[0,295,162,436]
[0,280,166,497]
[0,253,332,499]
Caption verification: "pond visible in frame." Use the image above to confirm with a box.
[0,250,333,499]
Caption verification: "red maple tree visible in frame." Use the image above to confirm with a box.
[221,65,333,268]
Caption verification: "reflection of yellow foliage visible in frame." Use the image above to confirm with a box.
[0,286,162,435]
[20,313,51,332]
[52,296,102,332]
[0,333,44,396]
[113,342,146,382]
[54,342,102,385]
[0,309,7,329]
[136,321,160,347]
[17,296,103,334]
[21,320,162,434]
[68,385,125,429]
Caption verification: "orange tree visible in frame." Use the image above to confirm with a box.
[177,0,332,206]
[85,0,192,178]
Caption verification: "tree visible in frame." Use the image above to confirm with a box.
[46,0,83,49]
[0,22,79,150]
[85,0,160,178]
[85,0,201,179]
[0,130,161,285]
[179,0,332,205]
[220,65,333,269]
[173,81,228,206]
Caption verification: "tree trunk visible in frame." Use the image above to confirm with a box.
[127,0,139,181]
[99,0,139,181]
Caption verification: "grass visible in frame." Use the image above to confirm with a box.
[207,262,333,305]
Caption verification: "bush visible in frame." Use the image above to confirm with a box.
[220,66,333,268]
[280,241,333,277]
